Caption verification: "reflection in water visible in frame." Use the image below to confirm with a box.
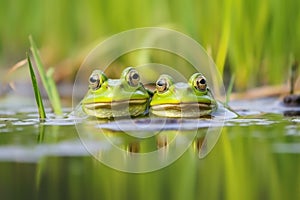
[76,118,211,172]
[157,135,168,149]
[193,136,205,153]
[0,111,300,200]
[283,110,300,117]
[127,141,140,153]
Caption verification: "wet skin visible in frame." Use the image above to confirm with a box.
[150,73,217,118]
[82,67,150,118]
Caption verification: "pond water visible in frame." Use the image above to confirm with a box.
[0,97,300,200]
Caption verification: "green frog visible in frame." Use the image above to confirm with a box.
[82,67,151,118]
[150,73,217,117]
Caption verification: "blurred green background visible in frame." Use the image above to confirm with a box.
[1,0,299,91]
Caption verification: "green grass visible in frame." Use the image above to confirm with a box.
[1,0,300,91]
[29,36,62,115]
[27,53,46,121]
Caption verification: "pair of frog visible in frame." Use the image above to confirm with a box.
[81,67,217,118]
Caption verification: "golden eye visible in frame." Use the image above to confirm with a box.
[126,69,140,87]
[89,70,106,90]
[194,75,207,91]
[89,74,100,90]
[156,77,169,93]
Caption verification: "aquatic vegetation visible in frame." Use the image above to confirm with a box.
[29,36,62,116]
[0,1,299,199]
[27,54,46,121]
[1,0,299,90]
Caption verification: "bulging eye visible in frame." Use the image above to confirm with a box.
[194,75,207,91]
[89,70,106,90]
[89,74,100,90]
[127,69,140,87]
[156,78,169,93]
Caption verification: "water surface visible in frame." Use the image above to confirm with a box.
[0,98,299,200]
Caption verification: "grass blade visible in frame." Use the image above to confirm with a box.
[29,35,62,115]
[27,53,46,121]
[215,0,231,76]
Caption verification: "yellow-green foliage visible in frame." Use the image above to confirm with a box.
[1,0,299,90]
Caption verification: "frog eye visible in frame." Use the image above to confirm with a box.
[89,74,100,90]
[156,77,169,93]
[89,70,106,90]
[126,69,140,87]
[194,75,207,91]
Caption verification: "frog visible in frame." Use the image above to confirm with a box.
[81,67,151,118]
[150,73,217,117]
